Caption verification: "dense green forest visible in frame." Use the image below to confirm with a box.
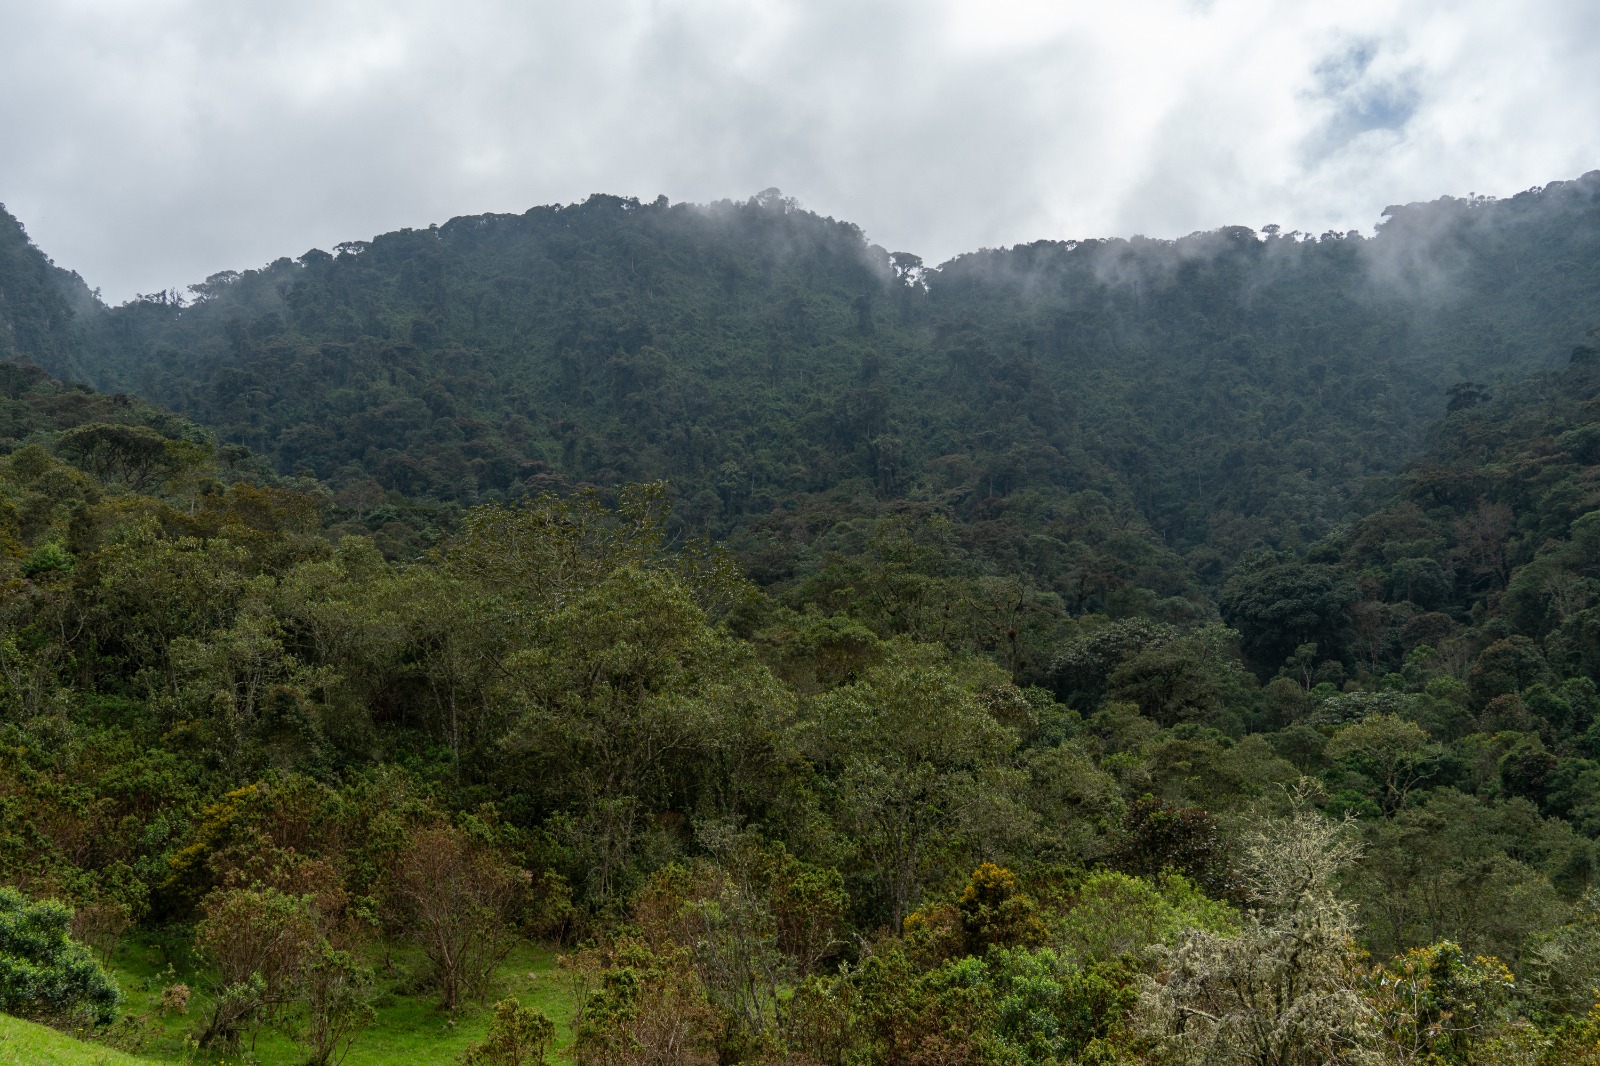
[1,176,1600,1064]
[6,176,1595,676]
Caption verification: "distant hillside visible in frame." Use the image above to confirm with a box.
[929,175,1600,559]
[9,176,1600,612]
[1321,335,1600,689]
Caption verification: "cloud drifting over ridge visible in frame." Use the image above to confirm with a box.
[1,0,1597,301]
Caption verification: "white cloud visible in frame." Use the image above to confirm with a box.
[1,0,1596,300]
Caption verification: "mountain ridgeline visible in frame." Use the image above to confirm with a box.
[12,178,1598,576]
[2,179,1599,684]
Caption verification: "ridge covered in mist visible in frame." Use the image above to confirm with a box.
[8,178,1598,558]
[1,176,1598,678]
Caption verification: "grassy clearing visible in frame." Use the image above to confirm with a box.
[0,1012,163,1065]
[65,938,579,1065]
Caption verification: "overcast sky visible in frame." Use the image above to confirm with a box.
[3,0,1598,303]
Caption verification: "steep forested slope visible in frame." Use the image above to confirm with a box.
[931,176,1600,559]
[1,332,1600,1063]
[1324,337,1600,695]
[0,205,97,379]
[70,193,913,515]
[30,175,1600,587]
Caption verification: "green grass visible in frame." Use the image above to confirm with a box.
[0,1012,163,1065]
[85,938,579,1065]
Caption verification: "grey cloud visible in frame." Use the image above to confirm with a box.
[1308,40,1420,151]
[1286,42,1424,180]
[1,0,1597,302]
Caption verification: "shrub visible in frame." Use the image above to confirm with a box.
[460,996,556,1065]
[0,886,121,1025]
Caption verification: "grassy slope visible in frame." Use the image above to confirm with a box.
[0,1013,161,1065]
[49,939,578,1065]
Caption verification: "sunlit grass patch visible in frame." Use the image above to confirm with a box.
[96,937,577,1065]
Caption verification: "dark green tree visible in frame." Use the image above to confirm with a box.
[0,887,120,1025]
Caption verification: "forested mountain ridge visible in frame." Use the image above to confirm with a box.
[64,191,913,514]
[21,175,1600,587]
[932,174,1600,558]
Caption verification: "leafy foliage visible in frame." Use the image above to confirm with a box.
[3,177,1600,1062]
[0,886,120,1025]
